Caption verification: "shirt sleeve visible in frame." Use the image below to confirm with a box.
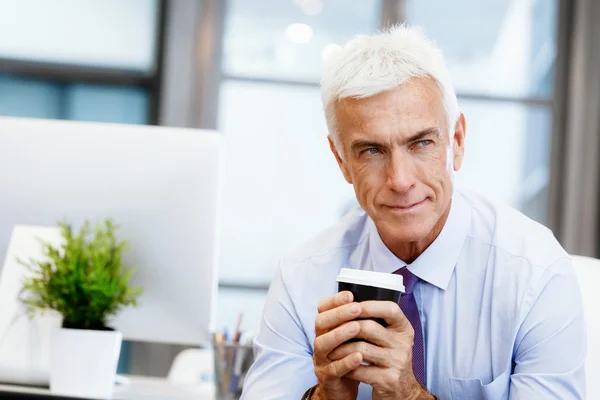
[241,263,317,400]
[510,257,586,399]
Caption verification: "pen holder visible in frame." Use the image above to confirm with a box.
[212,340,254,400]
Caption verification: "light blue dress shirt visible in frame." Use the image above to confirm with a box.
[241,190,586,400]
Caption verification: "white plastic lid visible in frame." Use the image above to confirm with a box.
[336,268,405,293]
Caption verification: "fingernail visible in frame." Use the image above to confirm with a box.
[344,292,351,302]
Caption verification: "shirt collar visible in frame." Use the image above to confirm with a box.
[367,190,472,290]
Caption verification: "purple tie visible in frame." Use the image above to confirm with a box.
[393,267,426,387]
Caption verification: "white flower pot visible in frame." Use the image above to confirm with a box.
[49,328,122,399]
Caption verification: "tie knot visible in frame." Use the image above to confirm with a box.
[393,267,419,294]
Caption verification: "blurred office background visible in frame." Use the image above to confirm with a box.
[0,0,597,376]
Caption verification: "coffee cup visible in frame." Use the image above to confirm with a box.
[336,268,405,327]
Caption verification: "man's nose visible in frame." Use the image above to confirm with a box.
[386,153,416,193]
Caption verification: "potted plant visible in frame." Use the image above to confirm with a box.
[18,219,142,399]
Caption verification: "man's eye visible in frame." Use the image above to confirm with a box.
[364,148,380,155]
[415,140,432,147]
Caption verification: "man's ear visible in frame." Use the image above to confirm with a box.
[328,135,352,184]
[452,113,466,172]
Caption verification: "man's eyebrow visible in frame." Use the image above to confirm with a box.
[405,127,440,144]
[349,140,384,153]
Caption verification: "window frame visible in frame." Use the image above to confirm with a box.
[0,0,167,125]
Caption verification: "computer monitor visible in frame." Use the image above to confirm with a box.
[0,225,63,386]
[0,116,224,346]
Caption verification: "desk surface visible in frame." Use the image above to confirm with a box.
[0,376,216,400]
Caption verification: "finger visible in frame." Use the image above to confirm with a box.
[323,352,363,379]
[315,302,361,335]
[354,319,396,348]
[328,340,391,367]
[314,321,360,360]
[345,364,389,386]
[317,291,354,313]
[358,301,412,332]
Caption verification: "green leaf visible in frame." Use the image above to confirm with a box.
[18,219,143,330]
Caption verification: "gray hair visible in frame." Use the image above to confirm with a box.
[321,25,460,154]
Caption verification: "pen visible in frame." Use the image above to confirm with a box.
[230,332,252,395]
[233,312,244,344]
[228,313,245,369]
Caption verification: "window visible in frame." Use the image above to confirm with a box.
[218,80,354,285]
[406,0,557,98]
[0,76,149,125]
[0,0,159,71]
[0,0,161,126]
[222,0,381,82]
[406,0,557,219]
[216,0,382,333]
[0,76,61,118]
[457,101,551,221]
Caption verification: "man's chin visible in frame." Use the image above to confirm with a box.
[386,228,428,243]
[377,220,431,243]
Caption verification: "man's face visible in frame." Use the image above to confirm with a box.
[330,78,466,245]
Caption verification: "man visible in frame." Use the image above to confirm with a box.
[241,26,586,399]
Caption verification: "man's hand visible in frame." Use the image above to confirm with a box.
[328,300,434,400]
[312,291,364,400]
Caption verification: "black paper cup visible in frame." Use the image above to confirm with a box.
[336,268,405,328]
